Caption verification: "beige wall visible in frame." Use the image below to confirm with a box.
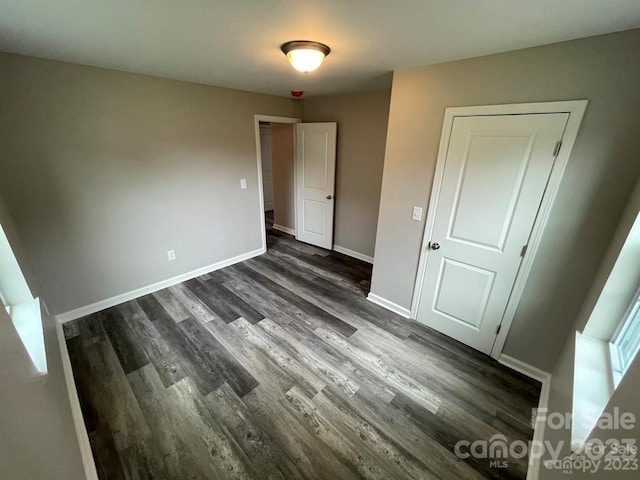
[0,195,85,479]
[270,123,295,230]
[0,52,302,315]
[304,90,391,258]
[370,29,640,371]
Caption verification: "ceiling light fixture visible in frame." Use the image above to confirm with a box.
[281,40,331,73]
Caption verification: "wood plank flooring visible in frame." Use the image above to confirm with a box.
[64,219,541,480]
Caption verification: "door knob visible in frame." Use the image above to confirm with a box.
[430,242,440,250]
[327,195,333,200]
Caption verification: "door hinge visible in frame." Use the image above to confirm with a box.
[520,244,528,258]
[496,324,502,335]
[553,141,562,157]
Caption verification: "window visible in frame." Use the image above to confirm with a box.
[571,203,640,449]
[611,287,640,380]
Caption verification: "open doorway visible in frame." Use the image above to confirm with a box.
[254,115,338,253]
[258,121,297,241]
[257,120,297,251]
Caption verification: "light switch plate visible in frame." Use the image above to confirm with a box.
[240,179,247,189]
[412,206,423,222]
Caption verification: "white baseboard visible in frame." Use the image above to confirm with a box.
[527,375,552,480]
[55,247,265,324]
[332,245,374,264]
[366,293,411,318]
[498,354,552,480]
[272,224,295,236]
[498,354,550,383]
[56,319,99,480]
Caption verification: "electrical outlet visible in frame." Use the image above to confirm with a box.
[412,206,423,222]
[240,178,247,189]
[167,249,176,261]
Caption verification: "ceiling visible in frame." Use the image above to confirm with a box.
[1,1,639,97]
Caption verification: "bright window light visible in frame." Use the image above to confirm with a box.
[611,288,640,379]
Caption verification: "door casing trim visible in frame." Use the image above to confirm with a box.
[410,100,588,359]
[254,115,301,253]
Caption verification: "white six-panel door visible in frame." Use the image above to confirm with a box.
[295,123,337,249]
[416,113,569,354]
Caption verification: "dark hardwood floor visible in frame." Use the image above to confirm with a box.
[64,216,541,480]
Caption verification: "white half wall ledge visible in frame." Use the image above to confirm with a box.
[9,298,47,375]
[55,247,265,324]
[498,354,552,480]
[272,224,296,236]
[367,292,412,318]
[56,319,99,480]
[332,245,374,264]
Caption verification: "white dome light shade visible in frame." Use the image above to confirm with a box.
[286,48,325,73]
[281,41,331,73]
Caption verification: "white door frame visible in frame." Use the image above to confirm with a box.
[410,100,588,359]
[254,114,301,253]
